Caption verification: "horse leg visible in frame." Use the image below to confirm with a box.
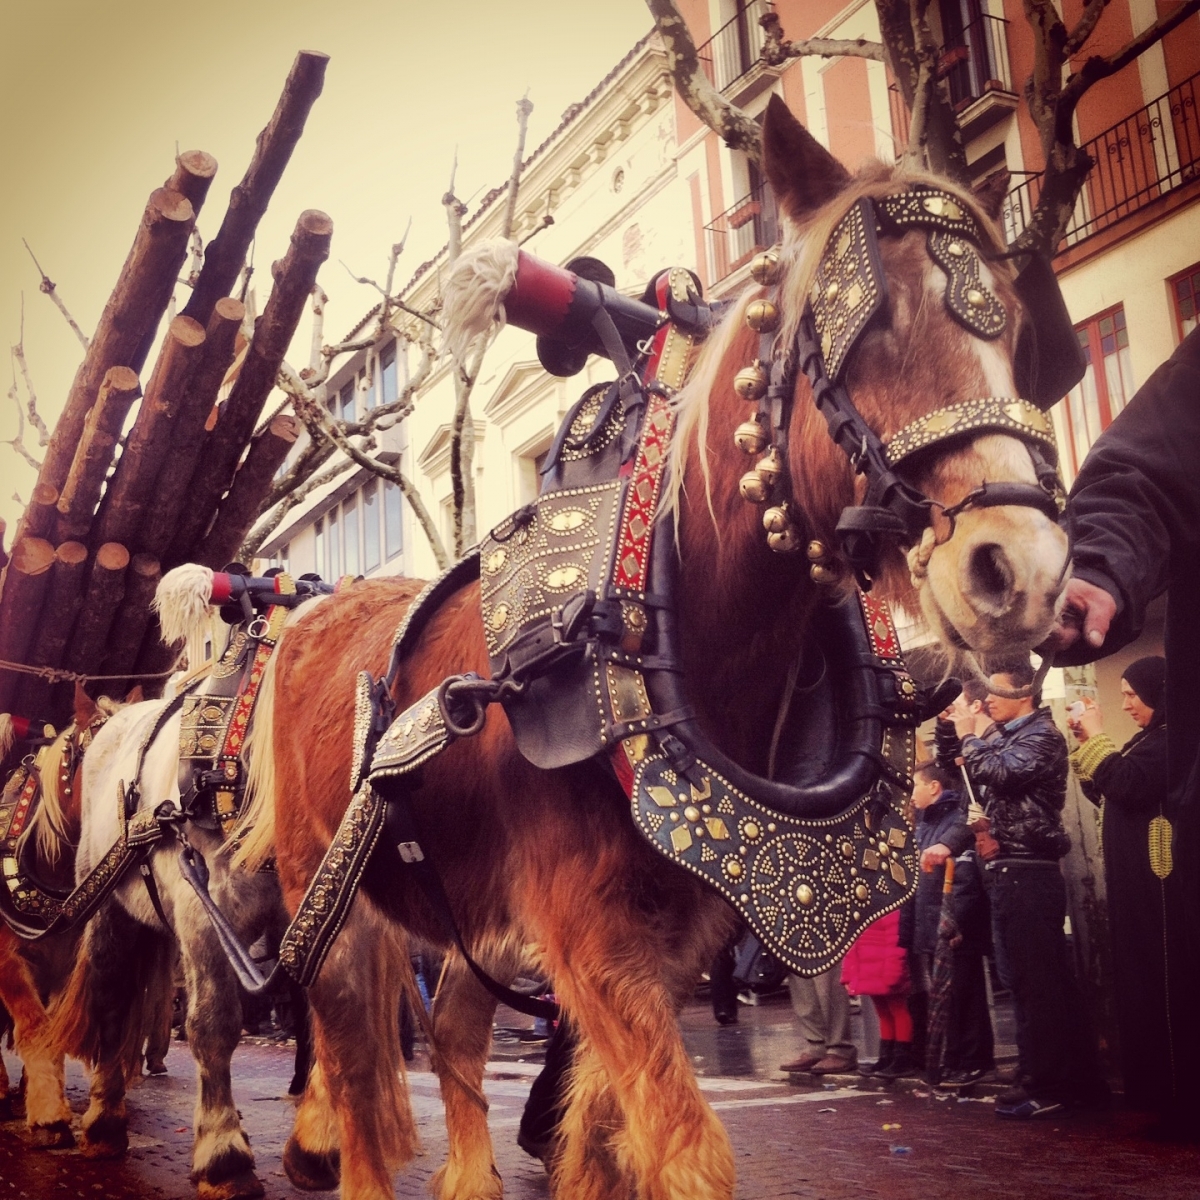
[143,951,174,1075]
[176,916,264,1200]
[532,874,735,1200]
[428,954,504,1200]
[290,899,416,1200]
[0,936,73,1146]
[282,1056,341,1191]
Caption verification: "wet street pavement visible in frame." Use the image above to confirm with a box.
[3,994,1198,1199]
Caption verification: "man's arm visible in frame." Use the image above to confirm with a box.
[961,720,1064,791]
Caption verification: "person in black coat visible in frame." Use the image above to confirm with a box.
[1044,328,1200,1130]
[911,762,993,1084]
[1068,657,1174,1114]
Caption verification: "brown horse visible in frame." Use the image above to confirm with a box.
[0,686,136,1146]
[243,103,1070,1200]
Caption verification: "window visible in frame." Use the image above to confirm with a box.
[385,480,403,560]
[380,346,397,407]
[363,364,376,413]
[340,381,356,424]
[1170,263,1200,342]
[364,482,381,573]
[328,510,341,578]
[343,496,360,577]
[1055,305,1135,483]
[314,518,324,579]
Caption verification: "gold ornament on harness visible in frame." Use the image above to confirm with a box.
[750,250,781,286]
[734,362,768,401]
[734,418,769,455]
[745,299,780,334]
[738,470,770,504]
[755,447,783,488]
[767,526,802,554]
[762,505,792,535]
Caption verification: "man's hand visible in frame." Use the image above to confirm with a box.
[1042,578,1118,657]
[952,712,976,740]
[921,843,953,873]
[972,712,993,738]
[975,830,1001,861]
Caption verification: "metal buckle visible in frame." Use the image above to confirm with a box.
[246,616,270,641]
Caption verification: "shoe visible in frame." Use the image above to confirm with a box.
[877,1044,918,1080]
[996,1096,1064,1119]
[714,1010,738,1026]
[994,1065,1021,1084]
[780,1053,824,1073]
[810,1052,858,1075]
[938,1068,985,1089]
[997,1085,1029,1106]
[859,1039,895,1077]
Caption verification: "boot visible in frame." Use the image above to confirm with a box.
[859,1039,895,1077]
[878,1041,918,1080]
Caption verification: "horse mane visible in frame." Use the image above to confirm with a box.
[664,160,1007,535]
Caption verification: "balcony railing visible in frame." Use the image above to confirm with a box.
[705,183,780,285]
[1003,70,1200,250]
[939,14,1013,109]
[697,0,769,93]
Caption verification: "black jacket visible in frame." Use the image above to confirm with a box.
[912,789,987,955]
[961,707,1070,860]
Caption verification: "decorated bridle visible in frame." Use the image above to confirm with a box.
[729,185,1067,590]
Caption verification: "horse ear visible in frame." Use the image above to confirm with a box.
[73,683,98,729]
[124,685,144,705]
[972,170,1010,221]
[762,94,851,221]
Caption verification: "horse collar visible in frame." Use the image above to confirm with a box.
[733,186,1067,589]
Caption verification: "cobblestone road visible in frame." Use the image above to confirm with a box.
[3,998,1197,1199]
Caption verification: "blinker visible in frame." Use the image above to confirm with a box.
[1011,250,1087,410]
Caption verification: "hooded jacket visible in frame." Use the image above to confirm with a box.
[961,707,1070,860]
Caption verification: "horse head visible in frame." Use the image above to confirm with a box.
[672,98,1069,697]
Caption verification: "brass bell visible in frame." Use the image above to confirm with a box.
[767,526,802,554]
[762,505,791,535]
[734,418,768,455]
[806,539,829,563]
[733,362,768,401]
[745,299,780,334]
[749,249,780,286]
[810,561,840,585]
[739,470,770,504]
[755,447,783,487]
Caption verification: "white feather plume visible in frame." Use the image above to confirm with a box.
[441,238,520,364]
[0,713,13,761]
[154,563,215,650]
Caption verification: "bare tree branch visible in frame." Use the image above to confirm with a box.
[1065,0,1113,56]
[443,150,469,266]
[308,285,328,373]
[760,9,883,65]
[180,228,205,288]
[645,0,764,166]
[22,239,89,350]
[6,353,42,471]
[501,94,534,241]
[11,297,49,448]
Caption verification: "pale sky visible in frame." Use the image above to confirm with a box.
[0,0,653,532]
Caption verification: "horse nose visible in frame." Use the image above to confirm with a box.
[964,541,1015,615]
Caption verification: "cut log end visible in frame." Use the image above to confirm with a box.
[56,541,89,567]
[102,365,141,396]
[169,314,207,348]
[130,552,161,579]
[95,542,131,572]
[175,150,218,180]
[298,209,334,237]
[11,538,56,577]
[149,188,195,225]
[213,297,246,324]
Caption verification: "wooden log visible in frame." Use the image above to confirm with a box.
[89,316,207,550]
[165,150,218,216]
[20,483,60,541]
[36,187,195,497]
[168,210,332,563]
[54,366,142,544]
[131,615,180,696]
[198,414,300,567]
[140,298,243,559]
[13,541,90,719]
[0,538,57,714]
[98,552,161,688]
[182,52,329,326]
[62,543,130,679]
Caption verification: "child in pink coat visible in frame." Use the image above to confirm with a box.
[840,909,914,1078]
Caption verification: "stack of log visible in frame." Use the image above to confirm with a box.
[0,51,332,732]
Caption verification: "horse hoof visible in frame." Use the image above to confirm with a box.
[195,1170,265,1200]
[145,1060,168,1076]
[283,1135,341,1191]
[30,1120,76,1149]
[81,1114,128,1158]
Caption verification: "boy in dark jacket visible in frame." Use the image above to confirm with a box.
[911,761,993,1086]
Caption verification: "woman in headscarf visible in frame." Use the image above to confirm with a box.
[1069,657,1176,1117]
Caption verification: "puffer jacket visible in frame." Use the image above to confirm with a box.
[961,707,1070,859]
[840,909,909,997]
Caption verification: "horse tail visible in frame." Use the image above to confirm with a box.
[154,563,216,671]
[228,640,281,873]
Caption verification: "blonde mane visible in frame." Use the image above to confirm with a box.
[663,161,1006,530]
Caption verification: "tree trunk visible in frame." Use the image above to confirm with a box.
[167,209,332,564]
[54,366,142,545]
[98,553,162,689]
[62,542,130,679]
[165,150,219,216]
[181,51,329,326]
[89,316,207,550]
[35,187,196,496]
[13,541,89,720]
[20,483,60,541]
[198,414,299,568]
[139,298,244,559]
[0,538,57,715]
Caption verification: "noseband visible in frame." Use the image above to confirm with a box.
[732,186,1065,590]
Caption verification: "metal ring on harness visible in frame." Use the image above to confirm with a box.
[246,616,271,640]
[436,677,489,739]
